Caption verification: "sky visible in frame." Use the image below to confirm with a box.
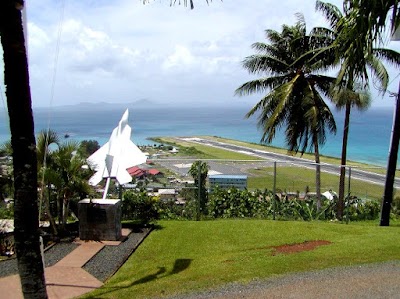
[1,0,400,109]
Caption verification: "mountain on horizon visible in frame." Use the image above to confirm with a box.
[35,98,155,111]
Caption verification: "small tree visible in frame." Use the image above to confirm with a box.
[188,161,209,217]
[78,140,100,158]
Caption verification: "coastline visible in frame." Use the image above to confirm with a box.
[0,105,393,167]
[150,135,389,171]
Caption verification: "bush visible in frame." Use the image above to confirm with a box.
[345,197,380,221]
[208,187,271,218]
[0,204,13,219]
[122,190,160,224]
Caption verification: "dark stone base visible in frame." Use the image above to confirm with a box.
[78,199,122,241]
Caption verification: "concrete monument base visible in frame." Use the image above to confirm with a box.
[78,198,122,241]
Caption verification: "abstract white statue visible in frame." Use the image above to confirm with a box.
[87,109,147,199]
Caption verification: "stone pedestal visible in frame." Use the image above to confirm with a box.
[78,199,122,241]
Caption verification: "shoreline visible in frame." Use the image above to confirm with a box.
[149,135,388,170]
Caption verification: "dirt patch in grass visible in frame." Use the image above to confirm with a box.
[271,240,332,255]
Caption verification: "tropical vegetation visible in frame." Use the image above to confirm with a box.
[235,14,337,209]
[188,161,209,218]
[1,0,400,297]
[315,0,400,220]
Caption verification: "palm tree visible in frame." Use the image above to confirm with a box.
[235,15,337,208]
[316,0,396,220]
[332,85,371,219]
[317,0,400,223]
[37,130,60,235]
[0,0,211,296]
[50,141,93,230]
[0,1,48,298]
[188,161,209,218]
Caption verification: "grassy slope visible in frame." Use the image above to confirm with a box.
[83,220,400,299]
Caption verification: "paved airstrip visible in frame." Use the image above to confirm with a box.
[152,136,400,189]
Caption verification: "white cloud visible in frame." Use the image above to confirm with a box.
[1,0,397,109]
[162,45,195,70]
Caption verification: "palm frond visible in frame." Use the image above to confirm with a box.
[315,0,343,29]
[372,48,400,68]
[242,54,289,75]
[331,84,371,111]
[310,74,336,98]
[235,75,292,97]
[366,54,390,92]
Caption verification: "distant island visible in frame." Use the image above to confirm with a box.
[33,98,155,112]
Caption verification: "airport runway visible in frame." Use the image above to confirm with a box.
[160,137,400,189]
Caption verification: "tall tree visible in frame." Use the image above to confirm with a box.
[188,161,209,218]
[0,0,212,296]
[332,85,371,218]
[326,0,400,225]
[316,0,400,220]
[0,1,47,297]
[235,15,337,208]
[37,129,60,235]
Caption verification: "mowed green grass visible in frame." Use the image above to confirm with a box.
[82,220,400,299]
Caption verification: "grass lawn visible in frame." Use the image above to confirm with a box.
[82,219,400,299]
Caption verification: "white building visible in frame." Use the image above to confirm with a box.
[208,174,248,191]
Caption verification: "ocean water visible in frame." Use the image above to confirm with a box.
[0,104,395,167]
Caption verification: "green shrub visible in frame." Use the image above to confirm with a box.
[208,188,271,218]
[122,190,160,224]
[344,197,380,221]
[0,204,13,219]
[158,201,186,220]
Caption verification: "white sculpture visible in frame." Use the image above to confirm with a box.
[87,109,147,199]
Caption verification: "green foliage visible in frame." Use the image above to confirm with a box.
[156,187,380,222]
[180,146,202,156]
[276,197,337,221]
[188,161,209,215]
[122,190,160,224]
[345,197,381,221]
[78,140,100,158]
[392,196,400,217]
[158,201,187,220]
[208,187,271,218]
[0,204,13,219]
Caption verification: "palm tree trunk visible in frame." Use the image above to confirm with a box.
[0,1,48,298]
[62,197,69,228]
[45,186,58,236]
[380,82,400,226]
[313,137,322,211]
[338,102,351,220]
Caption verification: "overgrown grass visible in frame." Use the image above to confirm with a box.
[82,220,400,299]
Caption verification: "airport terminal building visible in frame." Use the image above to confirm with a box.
[208,174,248,191]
